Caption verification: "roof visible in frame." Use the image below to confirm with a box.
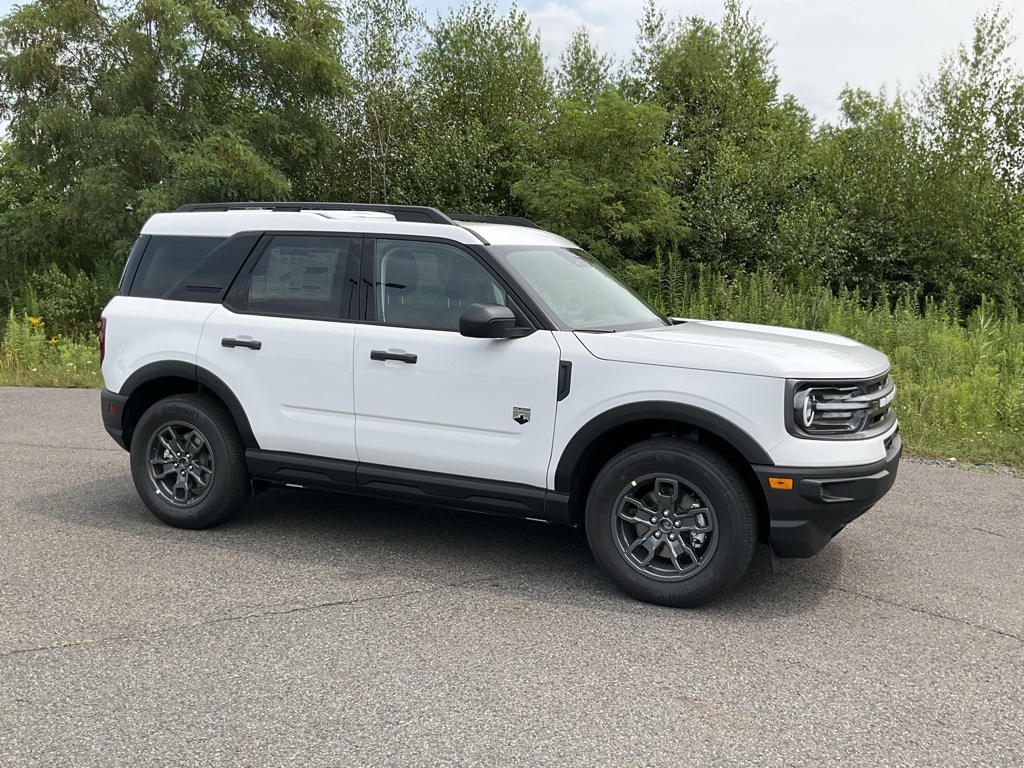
[140,204,580,249]
[459,222,578,248]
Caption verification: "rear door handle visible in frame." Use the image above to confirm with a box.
[222,337,262,350]
[370,349,417,364]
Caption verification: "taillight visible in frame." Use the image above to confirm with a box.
[99,316,106,365]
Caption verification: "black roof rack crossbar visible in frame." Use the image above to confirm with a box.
[450,214,543,230]
[175,202,456,225]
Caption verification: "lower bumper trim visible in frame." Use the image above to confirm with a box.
[101,388,130,451]
[753,431,902,558]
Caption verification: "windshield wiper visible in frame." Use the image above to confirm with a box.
[574,328,616,333]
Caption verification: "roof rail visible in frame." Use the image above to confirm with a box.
[175,202,457,225]
[450,214,543,230]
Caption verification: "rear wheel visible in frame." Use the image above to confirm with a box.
[585,438,756,607]
[130,394,250,529]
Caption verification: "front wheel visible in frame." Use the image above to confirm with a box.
[129,394,251,529]
[585,438,756,608]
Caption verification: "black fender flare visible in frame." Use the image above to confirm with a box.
[552,401,774,493]
[119,361,259,449]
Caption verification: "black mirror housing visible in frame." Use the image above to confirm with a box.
[459,303,528,339]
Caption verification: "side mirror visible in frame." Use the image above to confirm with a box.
[459,303,531,339]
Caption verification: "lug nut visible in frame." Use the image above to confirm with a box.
[668,533,676,541]
[654,531,662,539]
[674,521,682,528]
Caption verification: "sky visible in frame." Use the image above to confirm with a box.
[0,0,1020,123]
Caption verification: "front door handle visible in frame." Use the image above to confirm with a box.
[370,349,417,364]
[222,337,262,350]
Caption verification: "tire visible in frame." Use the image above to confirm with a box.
[585,438,756,608]
[129,394,251,529]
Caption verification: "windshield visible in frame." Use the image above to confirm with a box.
[491,246,669,331]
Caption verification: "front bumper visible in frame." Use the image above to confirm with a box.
[753,431,902,557]
[101,388,130,450]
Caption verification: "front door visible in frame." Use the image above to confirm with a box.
[352,239,561,488]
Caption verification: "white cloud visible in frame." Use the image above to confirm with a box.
[519,0,1024,122]
[526,2,588,68]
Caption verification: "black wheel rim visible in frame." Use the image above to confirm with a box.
[611,473,719,582]
[146,421,215,507]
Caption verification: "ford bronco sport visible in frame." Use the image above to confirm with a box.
[101,202,901,607]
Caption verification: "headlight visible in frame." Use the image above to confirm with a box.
[789,376,896,438]
[797,390,815,428]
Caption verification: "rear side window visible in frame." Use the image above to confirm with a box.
[129,236,224,298]
[242,235,356,320]
[118,236,150,295]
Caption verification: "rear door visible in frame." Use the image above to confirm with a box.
[197,234,361,461]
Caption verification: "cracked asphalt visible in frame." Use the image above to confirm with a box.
[1,386,1022,767]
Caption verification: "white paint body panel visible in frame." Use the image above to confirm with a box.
[102,297,216,393]
[352,326,561,486]
[459,222,578,247]
[139,211,582,248]
[141,211,481,243]
[196,306,357,460]
[575,321,891,380]
[548,332,894,479]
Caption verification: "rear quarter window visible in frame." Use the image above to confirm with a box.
[129,236,225,298]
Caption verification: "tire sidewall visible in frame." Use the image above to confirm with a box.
[130,396,240,529]
[586,442,755,607]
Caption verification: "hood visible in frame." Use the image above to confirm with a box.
[575,320,891,380]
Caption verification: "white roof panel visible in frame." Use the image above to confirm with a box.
[139,210,580,249]
[140,210,482,244]
[459,222,579,248]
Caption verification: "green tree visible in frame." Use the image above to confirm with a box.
[914,7,1024,307]
[411,1,551,212]
[624,0,814,276]
[0,0,349,321]
[800,88,923,294]
[334,0,422,203]
[557,27,610,103]
[514,89,684,264]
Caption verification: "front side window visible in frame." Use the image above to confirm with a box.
[244,235,355,320]
[374,239,506,331]
[492,246,668,332]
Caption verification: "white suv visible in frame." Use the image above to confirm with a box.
[100,203,901,607]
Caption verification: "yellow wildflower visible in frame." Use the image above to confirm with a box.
[27,316,44,328]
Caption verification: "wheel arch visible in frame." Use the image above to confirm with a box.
[553,402,772,534]
[118,361,258,451]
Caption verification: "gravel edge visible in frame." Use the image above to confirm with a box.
[903,456,1024,479]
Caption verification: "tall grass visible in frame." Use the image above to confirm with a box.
[0,310,103,388]
[628,257,1024,467]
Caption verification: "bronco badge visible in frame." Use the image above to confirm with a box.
[512,407,531,425]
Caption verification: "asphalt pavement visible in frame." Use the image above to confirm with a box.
[1,387,1021,767]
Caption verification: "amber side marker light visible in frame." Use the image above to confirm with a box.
[768,477,794,490]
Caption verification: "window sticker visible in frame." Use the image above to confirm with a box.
[256,247,339,302]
